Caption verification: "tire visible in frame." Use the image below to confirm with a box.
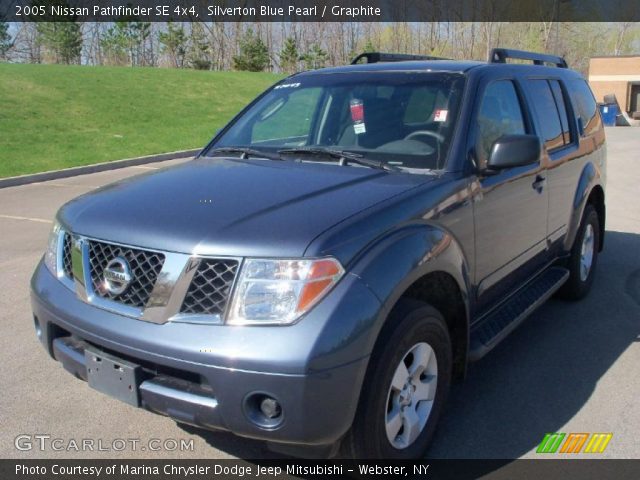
[557,204,600,300]
[341,299,452,459]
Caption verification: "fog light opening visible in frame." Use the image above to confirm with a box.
[244,393,284,429]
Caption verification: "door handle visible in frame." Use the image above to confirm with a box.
[532,175,546,193]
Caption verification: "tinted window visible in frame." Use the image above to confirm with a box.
[475,80,526,166]
[526,80,564,151]
[568,79,600,136]
[549,80,572,144]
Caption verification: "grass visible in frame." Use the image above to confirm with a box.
[0,64,282,178]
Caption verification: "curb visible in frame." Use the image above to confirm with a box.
[0,148,201,189]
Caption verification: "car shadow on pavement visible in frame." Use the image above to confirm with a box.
[182,230,640,461]
[427,229,640,459]
[178,423,289,459]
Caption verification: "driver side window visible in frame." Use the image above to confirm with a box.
[475,80,526,168]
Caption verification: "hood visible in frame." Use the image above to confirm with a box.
[58,157,429,257]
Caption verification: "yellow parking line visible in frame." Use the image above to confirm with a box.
[0,214,52,224]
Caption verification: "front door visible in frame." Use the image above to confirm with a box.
[471,79,549,312]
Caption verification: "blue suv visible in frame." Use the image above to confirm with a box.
[31,49,606,458]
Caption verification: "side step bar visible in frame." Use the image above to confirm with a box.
[469,267,569,361]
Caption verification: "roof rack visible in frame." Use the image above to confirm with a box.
[350,52,449,65]
[488,48,568,68]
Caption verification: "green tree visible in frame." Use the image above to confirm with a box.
[101,21,151,67]
[36,22,82,64]
[279,36,299,74]
[187,22,211,70]
[301,44,328,70]
[233,29,269,72]
[100,24,128,65]
[0,21,12,60]
[363,39,376,52]
[158,22,187,68]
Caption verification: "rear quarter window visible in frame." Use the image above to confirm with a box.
[567,78,601,137]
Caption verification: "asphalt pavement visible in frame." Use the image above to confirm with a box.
[1,129,638,460]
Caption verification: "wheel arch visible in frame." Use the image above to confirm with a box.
[397,271,468,380]
[565,161,605,252]
[351,224,472,381]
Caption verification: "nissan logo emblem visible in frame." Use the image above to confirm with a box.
[103,256,132,295]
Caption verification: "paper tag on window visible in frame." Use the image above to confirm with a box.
[434,109,448,122]
[354,123,366,134]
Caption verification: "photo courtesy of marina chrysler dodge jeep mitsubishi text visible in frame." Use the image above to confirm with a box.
[31,49,606,459]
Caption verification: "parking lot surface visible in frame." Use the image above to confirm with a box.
[1,128,639,459]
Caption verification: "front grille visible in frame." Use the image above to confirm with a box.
[62,233,73,278]
[180,259,239,315]
[88,240,165,308]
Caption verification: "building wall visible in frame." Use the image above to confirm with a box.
[588,56,640,112]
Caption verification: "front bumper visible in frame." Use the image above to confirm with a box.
[31,261,379,446]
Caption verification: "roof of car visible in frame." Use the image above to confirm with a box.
[295,60,583,79]
[296,60,485,76]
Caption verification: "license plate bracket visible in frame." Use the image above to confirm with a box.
[85,346,142,407]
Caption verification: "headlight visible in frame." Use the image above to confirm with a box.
[227,257,344,325]
[44,220,62,276]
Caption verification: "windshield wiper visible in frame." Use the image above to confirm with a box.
[278,147,398,172]
[206,147,282,161]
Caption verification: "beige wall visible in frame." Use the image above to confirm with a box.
[588,56,640,111]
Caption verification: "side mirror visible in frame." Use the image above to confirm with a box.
[487,134,541,170]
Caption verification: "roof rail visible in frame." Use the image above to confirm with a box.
[350,52,448,65]
[488,48,568,68]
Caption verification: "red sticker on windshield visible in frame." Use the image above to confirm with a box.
[350,99,364,122]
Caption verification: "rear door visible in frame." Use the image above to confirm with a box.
[523,78,581,253]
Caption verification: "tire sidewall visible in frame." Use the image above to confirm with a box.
[568,205,600,297]
[351,304,452,459]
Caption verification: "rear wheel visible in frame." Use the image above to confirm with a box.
[557,204,600,300]
[342,300,452,459]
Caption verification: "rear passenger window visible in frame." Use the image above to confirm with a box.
[526,80,565,151]
[568,79,601,137]
[549,80,572,144]
[475,80,527,167]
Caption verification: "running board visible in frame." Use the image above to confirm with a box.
[469,267,569,361]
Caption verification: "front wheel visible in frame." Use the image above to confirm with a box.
[341,300,452,459]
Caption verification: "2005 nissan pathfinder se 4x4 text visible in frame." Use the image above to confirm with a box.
[31,49,606,459]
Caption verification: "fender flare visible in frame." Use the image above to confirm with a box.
[564,161,604,252]
[348,223,472,360]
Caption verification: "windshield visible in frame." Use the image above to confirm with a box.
[206,72,465,171]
